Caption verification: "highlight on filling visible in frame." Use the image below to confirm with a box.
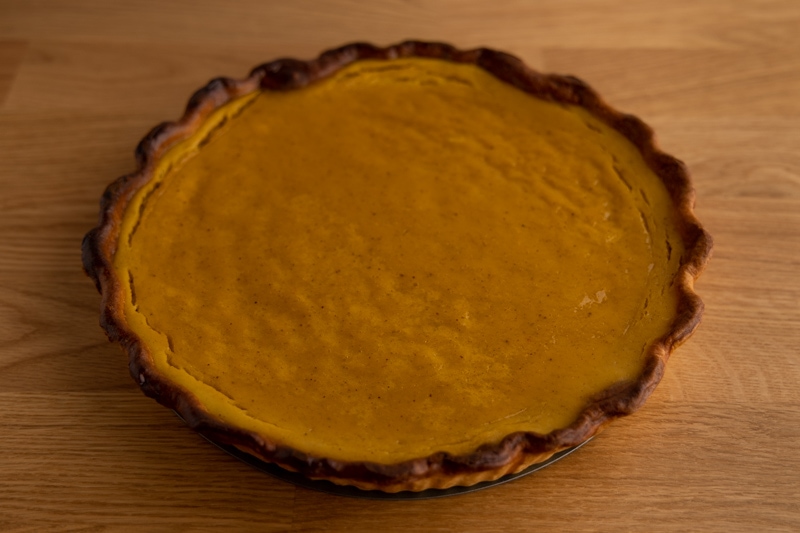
[114,58,683,463]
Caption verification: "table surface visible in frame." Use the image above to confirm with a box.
[1,1,799,531]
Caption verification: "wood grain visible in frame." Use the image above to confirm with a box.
[0,41,27,107]
[1,1,799,531]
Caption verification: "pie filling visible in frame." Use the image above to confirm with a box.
[114,58,683,464]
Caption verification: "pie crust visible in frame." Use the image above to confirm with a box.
[82,41,712,492]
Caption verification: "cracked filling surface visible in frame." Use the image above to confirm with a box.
[114,58,684,463]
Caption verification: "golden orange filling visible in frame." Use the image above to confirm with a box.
[114,58,683,463]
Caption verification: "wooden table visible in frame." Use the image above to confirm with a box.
[2,1,798,531]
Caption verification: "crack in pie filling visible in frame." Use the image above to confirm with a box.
[83,42,711,492]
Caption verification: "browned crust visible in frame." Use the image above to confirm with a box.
[82,40,713,493]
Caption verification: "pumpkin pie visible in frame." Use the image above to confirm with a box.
[82,41,712,492]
